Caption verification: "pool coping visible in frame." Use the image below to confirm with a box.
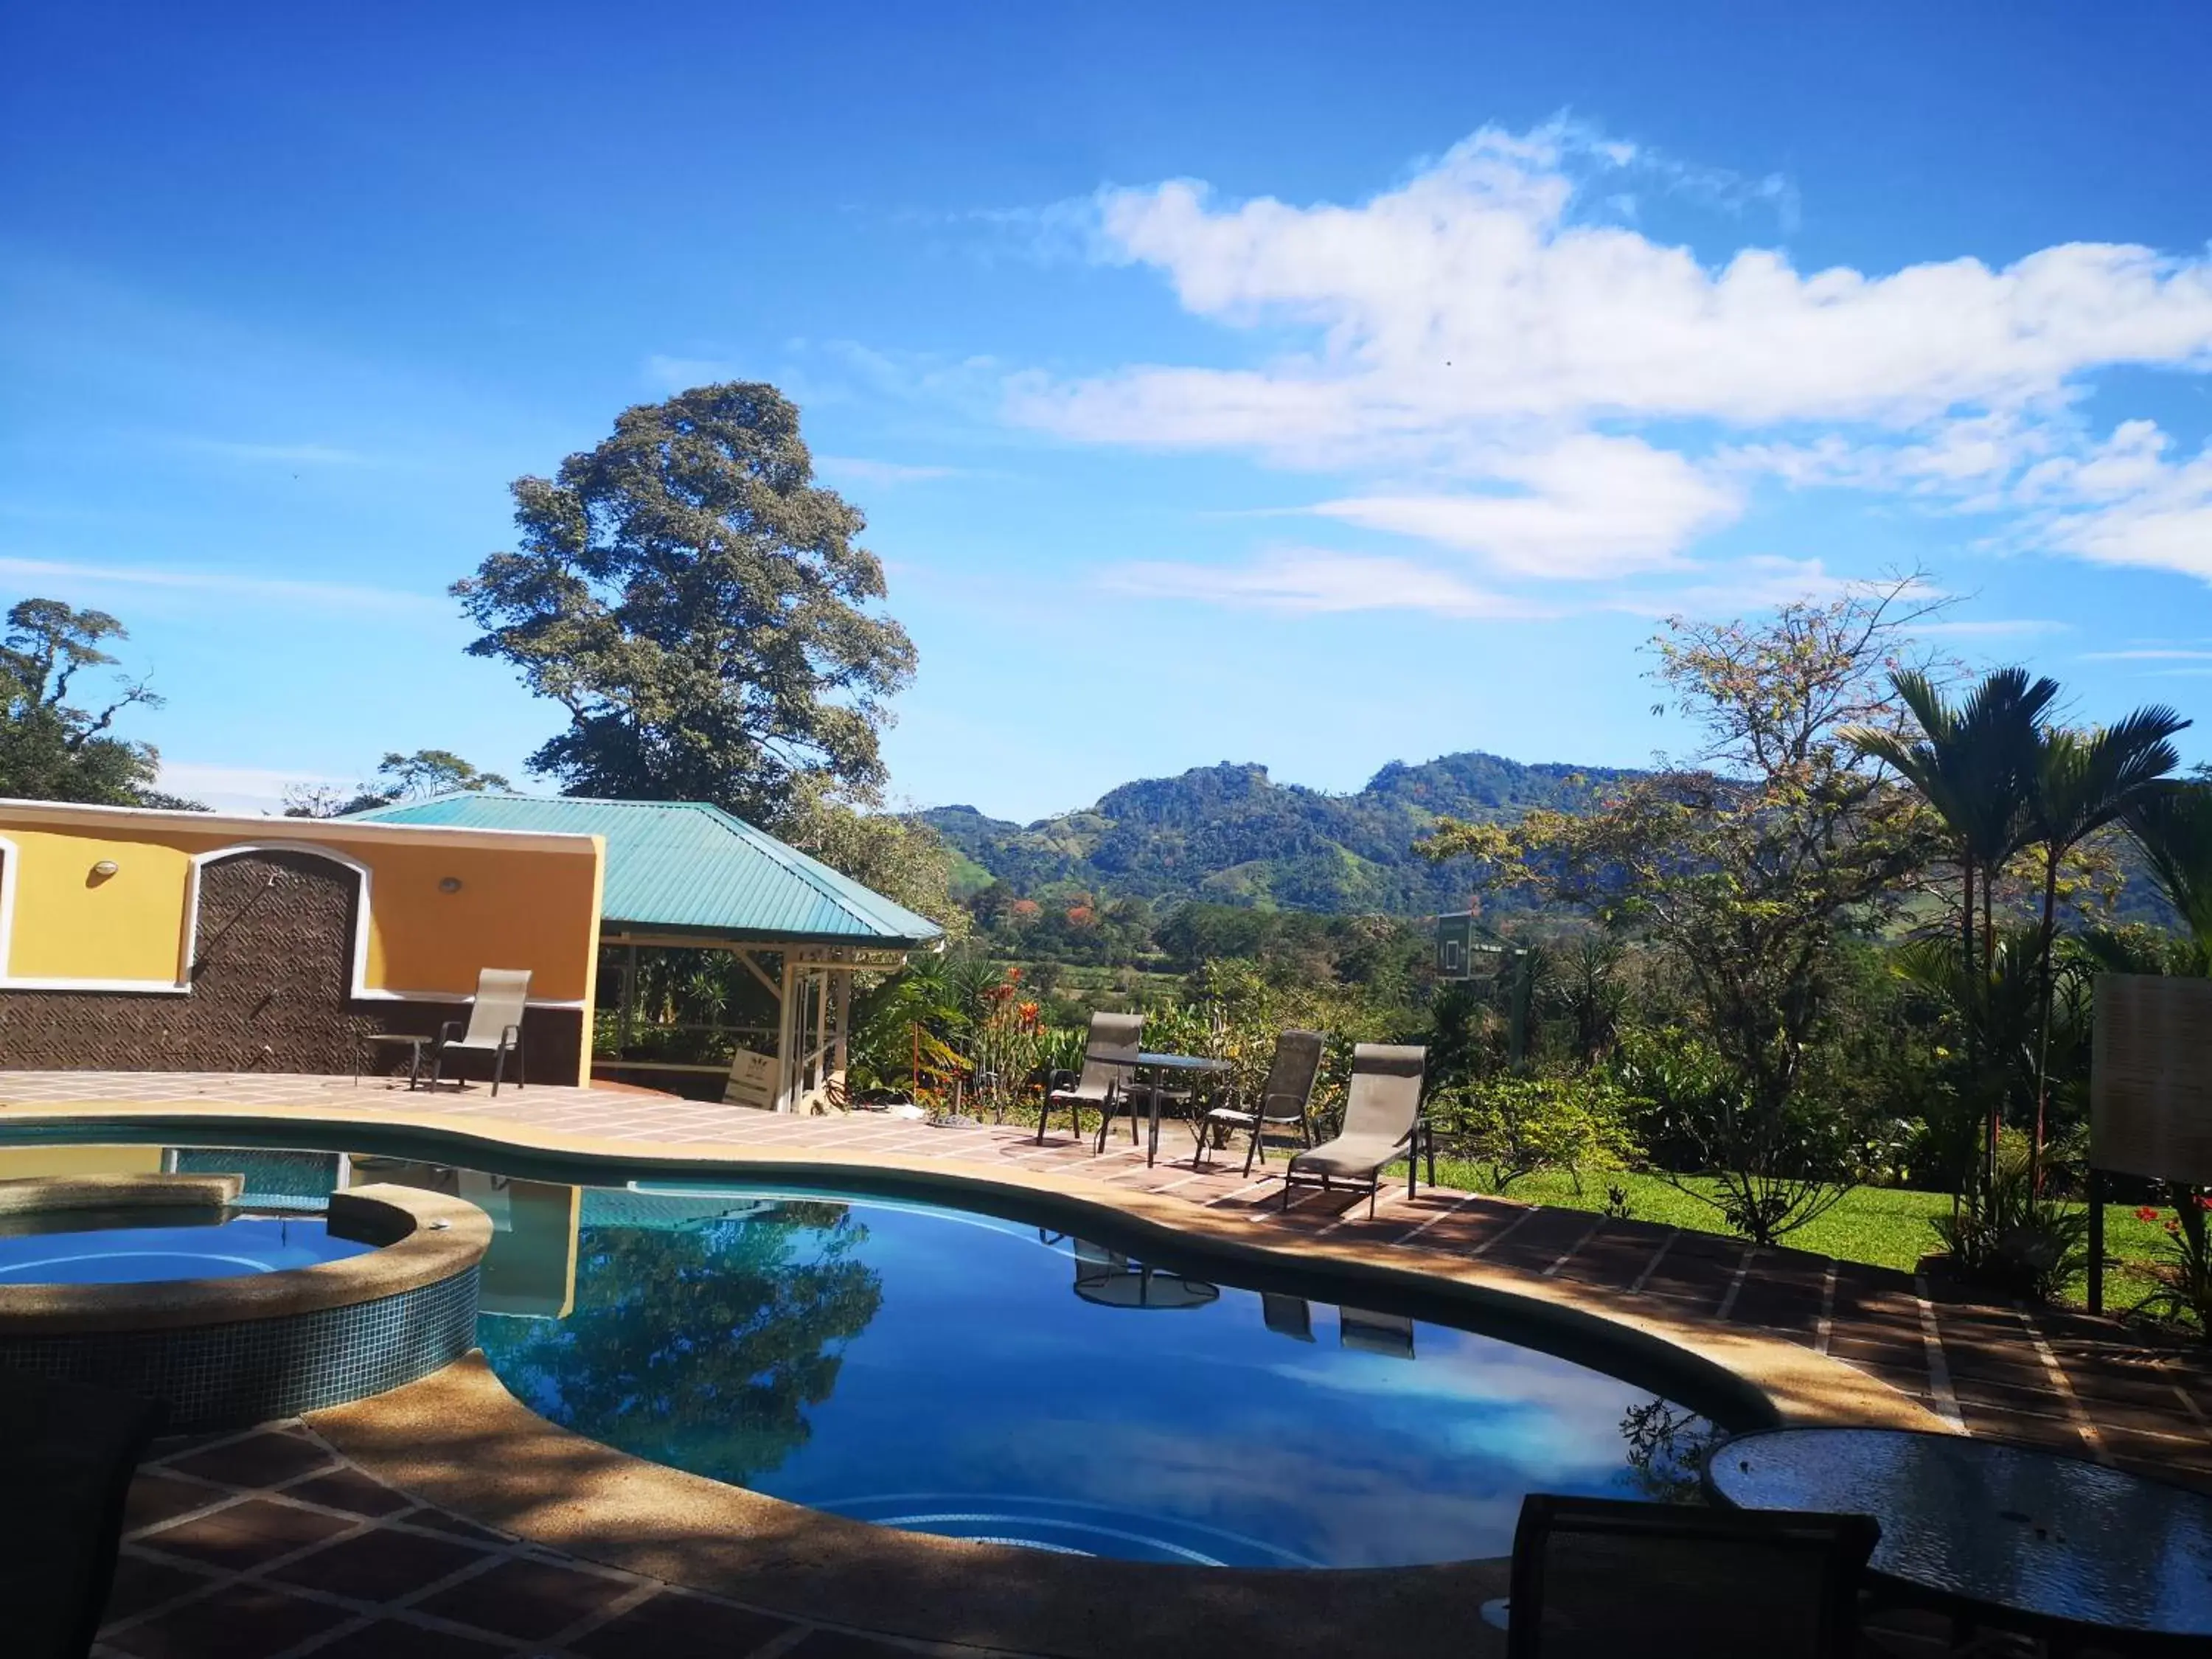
[1,1099,1951,1658]
[0,1172,491,1334]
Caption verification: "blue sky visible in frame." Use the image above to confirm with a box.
[4,2,2210,819]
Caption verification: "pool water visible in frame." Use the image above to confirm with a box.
[0,1206,375,1284]
[475,1186,1718,1568]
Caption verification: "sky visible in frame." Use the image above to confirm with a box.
[3,2,2211,821]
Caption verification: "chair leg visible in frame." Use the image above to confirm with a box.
[516,1032,526,1090]
[491,1044,506,1098]
[1242,1125,1259,1178]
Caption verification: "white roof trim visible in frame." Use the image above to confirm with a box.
[0,796,599,857]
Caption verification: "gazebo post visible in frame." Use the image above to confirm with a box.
[775,954,799,1113]
[830,965,850,1107]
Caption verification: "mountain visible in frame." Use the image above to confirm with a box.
[918,751,1638,915]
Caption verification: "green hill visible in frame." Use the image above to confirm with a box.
[918,751,1636,915]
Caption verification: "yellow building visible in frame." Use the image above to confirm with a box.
[0,798,604,1084]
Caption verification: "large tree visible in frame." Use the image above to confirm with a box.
[454,383,917,830]
[1422,578,1944,1243]
[0,598,201,808]
[284,748,512,818]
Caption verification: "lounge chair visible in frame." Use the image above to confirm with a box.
[1037,1011,1140,1144]
[1281,1043,1427,1217]
[1495,1492,1877,1658]
[0,1368,165,1659]
[1196,1028,1324,1174]
[429,967,530,1096]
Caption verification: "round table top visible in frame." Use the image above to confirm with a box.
[1135,1051,1231,1071]
[1707,1427,2212,1642]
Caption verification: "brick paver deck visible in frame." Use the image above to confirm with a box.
[4,1070,2206,1657]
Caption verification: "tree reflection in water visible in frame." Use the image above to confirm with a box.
[1618,1397,1723,1504]
[477,1199,883,1486]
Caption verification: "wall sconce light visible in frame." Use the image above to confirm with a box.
[438,877,463,894]
[89,859,120,881]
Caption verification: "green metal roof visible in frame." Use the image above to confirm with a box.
[347,793,943,949]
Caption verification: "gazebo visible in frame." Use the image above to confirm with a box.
[351,794,942,1112]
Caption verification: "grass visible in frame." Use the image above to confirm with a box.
[1429,1159,2182,1316]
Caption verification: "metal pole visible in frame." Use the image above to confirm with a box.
[619,943,638,1054]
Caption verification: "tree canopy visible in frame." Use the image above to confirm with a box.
[284,748,511,818]
[454,383,917,830]
[0,598,201,808]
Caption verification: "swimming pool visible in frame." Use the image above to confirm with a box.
[0,1139,1724,1566]
[471,1183,1718,1567]
[0,1206,375,1284]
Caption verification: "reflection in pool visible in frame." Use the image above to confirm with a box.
[472,1186,1719,1567]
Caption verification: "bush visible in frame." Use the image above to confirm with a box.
[1430,1074,1647,1195]
[2129,1188,2212,1338]
[1927,1140,2090,1302]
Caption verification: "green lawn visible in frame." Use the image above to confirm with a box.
[1429,1160,2177,1315]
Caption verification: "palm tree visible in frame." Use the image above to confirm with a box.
[2127,779,2212,962]
[1846,669,2056,1189]
[2024,709,2188,1178]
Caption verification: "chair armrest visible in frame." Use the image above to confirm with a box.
[501,1024,522,1046]
[436,1020,463,1046]
[1046,1069,1078,1093]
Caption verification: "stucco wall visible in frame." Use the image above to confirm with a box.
[0,815,602,1002]
[0,805,604,1084]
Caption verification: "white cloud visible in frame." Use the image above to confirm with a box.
[2079,647,2212,661]
[0,556,444,615]
[1099,547,1541,618]
[813,455,963,485]
[1914,618,2070,639]
[642,353,743,392]
[1311,434,1740,578]
[1003,118,2212,595]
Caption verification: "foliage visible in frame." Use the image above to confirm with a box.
[1928,1138,2092,1302]
[476,1200,883,1484]
[284,748,511,818]
[1428,1074,1645,1195]
[455,382,916,831]
[1424,577,1945,1243]
[1618,1397,1725,1505]
[2127,780,2212,964]
[0,598,196,807]
[784,786,968,940]
[2129,1190,2212,1338]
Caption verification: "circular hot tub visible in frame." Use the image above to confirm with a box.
[0,1173,490,1427]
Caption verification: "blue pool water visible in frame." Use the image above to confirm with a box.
[473,1185,1719,1568]
[0,1207,375,1284]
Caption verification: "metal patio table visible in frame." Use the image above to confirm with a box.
[1107,1051,1230,1168]
[1706,1425,2212,1654]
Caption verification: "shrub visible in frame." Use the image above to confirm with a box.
[1430,1074,1646,1195]
[2129,1189,2212,1338]
[1927,1140,2090,1302]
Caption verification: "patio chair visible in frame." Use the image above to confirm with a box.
[1036,1011,1140,1144]
[1498,1492,1878,1658]
[0,1367,166,1659]
[1281,1043,1426,1217]
[428,967,531,1096]
[1195,1028,1324,1173]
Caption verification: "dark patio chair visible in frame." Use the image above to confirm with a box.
[1340,1306,1415,1358]
[0,1367,167,1659]
[1036,1011,1140,1144]
[1261,1293,1315,1341]
[1499,1492,1878,1658]
[1195,1028,1324,1175]
[1281,1043,1426,1217]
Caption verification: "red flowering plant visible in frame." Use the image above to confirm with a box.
[967,965,1047,1124]
[2131,1185,2212,1339]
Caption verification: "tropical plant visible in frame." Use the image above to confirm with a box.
[2126,779,2212,964]
[1927,1137,2091,1302]
[1424,577,1945,1243]
[2021,709,2187,1177]
[454,381,917,832]
[1844,668,2055,1189]
[1430,1074,1646,1195]
[2130,1191,2212,1338]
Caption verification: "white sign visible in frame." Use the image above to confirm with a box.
[723,1048,779,1112]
